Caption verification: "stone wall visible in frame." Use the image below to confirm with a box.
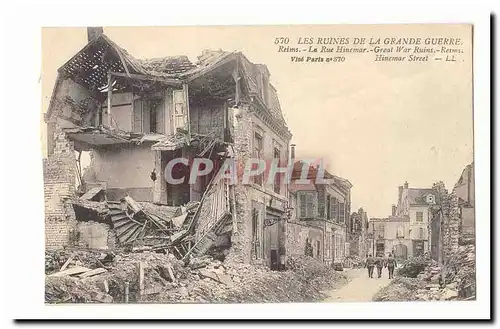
[44,125,77,249]
[431,181,461,264]
[286,221,323,261]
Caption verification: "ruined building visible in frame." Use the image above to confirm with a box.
[429,162,475,263]
[347,208,369,258]
[43,28,292,268]
[287,155,352,266]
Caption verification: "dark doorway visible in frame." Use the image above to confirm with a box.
[413,240,425,257]
[270,249,279,271]
[376,241,385,257]
[165,149,190,206]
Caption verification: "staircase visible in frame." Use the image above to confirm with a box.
[181,176,232,261]
[108,201,145,245]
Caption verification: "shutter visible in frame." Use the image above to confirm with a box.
[330,196,334,220]
[156,97,165,134]
[142,99,150,133]
[318,187,325,218]
[299,193,306,218]
[332,198,338,220]
[306,193,314,217]
[132,98,143,133]
[339,203,345,222]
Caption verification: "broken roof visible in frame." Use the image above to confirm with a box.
[55,34,289,133]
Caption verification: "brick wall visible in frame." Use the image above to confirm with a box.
[225,104,253,264]
[44,125,77,249]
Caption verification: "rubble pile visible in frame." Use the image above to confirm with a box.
[396,256,435,278]
[45,251,348,304]
[413,244,475,301]
[373,277,420,302]
[374,245,475,302]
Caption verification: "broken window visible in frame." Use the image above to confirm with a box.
[253,132,264,186]
[273,147,281,194]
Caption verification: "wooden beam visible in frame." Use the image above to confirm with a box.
[110,71,182,86]
[183,83,191,141]
[107,72,113,127]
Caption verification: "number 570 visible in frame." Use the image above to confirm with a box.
[274,37,290,45]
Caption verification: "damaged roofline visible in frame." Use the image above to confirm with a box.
[110,71,183,87]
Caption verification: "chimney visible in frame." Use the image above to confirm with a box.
[87,27,103,42]
[392,205,397,216]
[398,186,403,205]
[404,181,409,189]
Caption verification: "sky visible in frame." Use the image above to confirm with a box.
[41,25,473,218]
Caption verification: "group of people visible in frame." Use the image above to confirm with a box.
[365,252,397,279]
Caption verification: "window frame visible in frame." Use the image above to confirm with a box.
[273,147,281,194]
[416,211,424,222]
[253,132,264,186]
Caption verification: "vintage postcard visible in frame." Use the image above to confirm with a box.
[42,24,475,306]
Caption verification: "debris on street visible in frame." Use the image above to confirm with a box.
[373,245,475,301]
[45,250,348,304]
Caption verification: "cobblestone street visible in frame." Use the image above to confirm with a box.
[323,268,393,302]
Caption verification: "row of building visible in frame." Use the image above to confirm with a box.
[351,164,475,264]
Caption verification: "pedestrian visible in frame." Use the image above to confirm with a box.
[386,253,397,279]
[365,254,375,278]
[375,254,384,278]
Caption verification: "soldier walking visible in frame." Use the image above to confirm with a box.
[375,255,385,278]
[365,254,375,278]
[386,253,397,279]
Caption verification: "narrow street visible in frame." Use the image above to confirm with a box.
[323,268,393,302]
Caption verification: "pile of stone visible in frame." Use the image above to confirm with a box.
[413,244,475,301]
[373,277,420,302]
[45,250,348,304]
